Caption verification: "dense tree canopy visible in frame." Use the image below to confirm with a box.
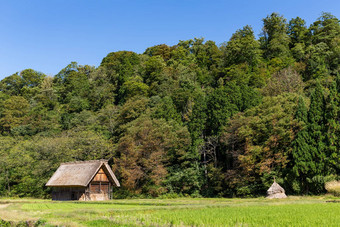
[0,12,339,198]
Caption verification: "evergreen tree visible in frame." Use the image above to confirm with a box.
[288,17,308,45]
[206,85,238,135]
[222,25,262,68]
[288,17,308,61]
[324,82,339,174]
[291,96,312,193]
[307,82,326,176]
[260,13,291,60]
[333,75,340,174]
[188,94,208,144]
[306,13,340,78]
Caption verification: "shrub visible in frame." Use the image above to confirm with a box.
[325,181,340,196]
[308,175,337,194]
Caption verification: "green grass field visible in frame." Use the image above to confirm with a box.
[0,196,339,226]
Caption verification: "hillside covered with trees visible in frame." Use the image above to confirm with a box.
[0,12,339,198]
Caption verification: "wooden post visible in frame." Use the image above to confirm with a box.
[108,183,111,199]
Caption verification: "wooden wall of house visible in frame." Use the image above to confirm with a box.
[51,187,86,201]
[88,168,112,201]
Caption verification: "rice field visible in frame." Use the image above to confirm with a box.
[0,196,339,226]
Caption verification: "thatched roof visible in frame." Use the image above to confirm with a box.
[46,160,120,187]
[267,182,285,194]
[267,180,287,199]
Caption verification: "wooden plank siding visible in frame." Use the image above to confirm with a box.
[52,187,86,201]
[88,168,112,200]
[92,168,109,182]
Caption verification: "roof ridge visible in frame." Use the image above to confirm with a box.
[60,159,108,165]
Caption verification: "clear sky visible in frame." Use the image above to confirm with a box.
[1,0,339,79]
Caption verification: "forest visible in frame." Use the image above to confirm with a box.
[0,12,339,198]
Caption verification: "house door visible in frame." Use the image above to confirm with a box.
[71,191,77,200]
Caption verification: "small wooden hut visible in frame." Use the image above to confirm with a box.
[46,160,120,201]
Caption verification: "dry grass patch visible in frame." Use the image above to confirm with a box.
[325,180,340,196]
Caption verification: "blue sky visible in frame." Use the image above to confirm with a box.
[0,0,339,79]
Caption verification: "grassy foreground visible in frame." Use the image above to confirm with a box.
[0,196,339,226]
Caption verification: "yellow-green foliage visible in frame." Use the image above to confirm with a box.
[325,180,340,196]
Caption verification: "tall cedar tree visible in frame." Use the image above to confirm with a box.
[325,82,339,174]
[307,82,326,176]
[334,75,340,174]
[291,96,311,193]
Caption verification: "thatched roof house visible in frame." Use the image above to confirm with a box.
[267,179,287,199]
[46,160,120,201]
